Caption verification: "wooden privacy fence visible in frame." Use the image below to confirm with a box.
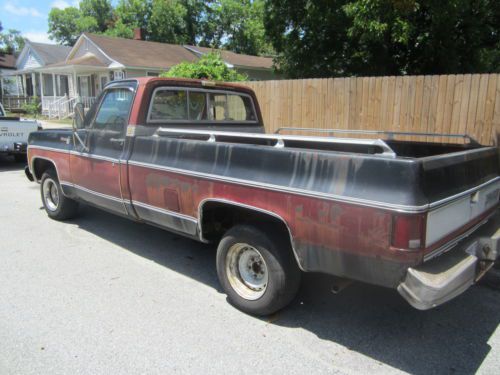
[243,74,500,145]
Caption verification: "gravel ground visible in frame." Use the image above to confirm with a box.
[1,155,499,375]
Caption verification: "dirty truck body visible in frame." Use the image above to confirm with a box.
[26,78,500,315]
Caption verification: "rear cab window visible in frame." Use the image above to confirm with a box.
[147,87,257,124]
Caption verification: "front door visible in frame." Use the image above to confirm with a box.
[70,83,136,214]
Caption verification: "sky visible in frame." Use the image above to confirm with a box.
[0,0,117,45]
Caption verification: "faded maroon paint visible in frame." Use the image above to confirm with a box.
[70,154,122,198]
[127,163,422,264]
[29,148,71,182]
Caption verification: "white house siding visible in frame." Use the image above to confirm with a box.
[19,50,43,70]
[72,37,112,65]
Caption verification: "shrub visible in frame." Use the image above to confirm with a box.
[21,97,41,117]
[161,52,247,82]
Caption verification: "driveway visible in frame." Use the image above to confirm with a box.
[1,155,499,375]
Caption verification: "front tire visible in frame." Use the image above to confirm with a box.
[216,225,301,316]
[40,170,79,220]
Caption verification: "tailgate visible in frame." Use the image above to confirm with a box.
[420,147,500,249]
[0,119,39,149]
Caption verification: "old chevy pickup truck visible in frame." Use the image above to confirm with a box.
[26,78,499,315]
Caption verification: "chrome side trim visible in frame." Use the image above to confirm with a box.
[28,145,70,154]
[132,200,197,223]
[197,198,305,271]
[61,182,123,203]
[30,155,64,183]
[69,150,120,164]
[129,159,427,213]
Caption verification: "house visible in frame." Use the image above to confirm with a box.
[0,53,17,98]
[1,30,276,118]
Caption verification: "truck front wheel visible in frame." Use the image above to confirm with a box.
[216,225,301,316]
[40,170,79,220]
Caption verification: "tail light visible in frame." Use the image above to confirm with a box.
[391,214,426,250]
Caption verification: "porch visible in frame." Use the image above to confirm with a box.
[1,68,110,118]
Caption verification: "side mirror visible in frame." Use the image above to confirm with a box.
[73,102,85,130]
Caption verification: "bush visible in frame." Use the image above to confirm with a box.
[21,97,41,117]
[161,52,247,82]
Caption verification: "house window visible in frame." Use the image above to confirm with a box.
[42,74,54,96]
[147,72,160,77]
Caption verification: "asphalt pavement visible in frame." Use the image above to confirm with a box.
[1,155,499,375]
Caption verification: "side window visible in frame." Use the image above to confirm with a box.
[209,93,256,122]
[93,88,133,133]
[150,90,188,120]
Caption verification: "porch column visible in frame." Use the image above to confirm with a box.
[31,73,36,97]
[52,73,56,99]
[39,72,44,103]
[22,74,27,96]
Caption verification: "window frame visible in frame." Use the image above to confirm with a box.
[146,86,258,125]
[87,84,136,132]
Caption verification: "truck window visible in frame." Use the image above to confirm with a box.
[147,88,256,123]
[209,93,256,122]
[93,88,134,133]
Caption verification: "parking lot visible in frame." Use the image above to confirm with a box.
[1,155,499,375]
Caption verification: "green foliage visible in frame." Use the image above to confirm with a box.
[48,6,99,45]
[160,52,247,81]
[79,0,113,32]
[148,0,190,44]
[48,0,272,56]
[21,97,41,118]
[0,29,25,54]
[206,0,273,55]
[265,0,500,77]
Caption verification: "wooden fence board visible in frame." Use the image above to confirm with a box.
[243,74,500,144]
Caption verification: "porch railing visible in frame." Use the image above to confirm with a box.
[1,96,36,111]
[43,96,97,119]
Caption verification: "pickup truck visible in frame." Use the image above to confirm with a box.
[0,102,41,162]
[25,77,500,315]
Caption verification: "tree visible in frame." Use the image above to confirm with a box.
[105,0,152,38]
[161,52,247,81]
[208,0,273,55]
[79,0,113,33]
[148,0,190,44]
[264,0,500,77]
[48,6,99,45]
[0,29,25,54]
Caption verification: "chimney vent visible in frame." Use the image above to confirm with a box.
[133,28,144,41]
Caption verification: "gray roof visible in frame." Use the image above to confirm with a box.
[29,42,72,65]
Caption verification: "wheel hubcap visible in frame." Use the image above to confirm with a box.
[43,178,59,212]
[226,243,268,300]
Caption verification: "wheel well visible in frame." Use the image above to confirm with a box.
[33,158,56,181]
[200,201,294,247]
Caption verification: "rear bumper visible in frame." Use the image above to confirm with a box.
[398,210,500,310]
[0,142,28,154]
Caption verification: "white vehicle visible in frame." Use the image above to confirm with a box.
[0,102,41,162]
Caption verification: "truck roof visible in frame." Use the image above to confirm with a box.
[134,77,255,96]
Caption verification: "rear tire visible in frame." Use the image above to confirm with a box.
[40,170,79,220]
[216,224,301,316]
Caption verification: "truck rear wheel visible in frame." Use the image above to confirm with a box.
[40,170,79,220]
[216,225,301,316]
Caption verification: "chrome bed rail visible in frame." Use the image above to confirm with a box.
[275,127,478,145]
[155,127,397,158]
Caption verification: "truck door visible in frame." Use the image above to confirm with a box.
[70,84,135,215]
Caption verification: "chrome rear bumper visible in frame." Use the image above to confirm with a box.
[398,210,500,310]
